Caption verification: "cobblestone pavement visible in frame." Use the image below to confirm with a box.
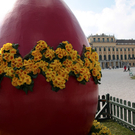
[98,67,135,103]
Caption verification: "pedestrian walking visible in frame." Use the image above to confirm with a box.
[127,65,130,71]
[124,65,126,72]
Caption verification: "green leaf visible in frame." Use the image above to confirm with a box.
[76,74,80,78]
[41,70,46,77]
[28,84,34,92]
[0,73,5,87]
[15,85,21,89]
[8,62,11,67]
[69,71,75,76]
[52,86,60,92]
[4,75,12,79]
[73,61,77,64]
[79,79,86,85]
[23,87,28,94]
[12,43,19,49]
[41,48,47,54]
[16,49,19,54]
[32,73,38,79]
[21,66,26,70]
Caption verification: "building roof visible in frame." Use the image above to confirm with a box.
[88,33,114,38]
[116,39,135,43]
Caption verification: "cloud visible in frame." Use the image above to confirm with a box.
[73,0,135,39]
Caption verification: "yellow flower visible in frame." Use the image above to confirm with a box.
[52,75,66,89]
[44,48,55,60]
[37,40,48,50]
[0,68,3,75]
[77,75,84,82]
[65,43,72,52]
[62,49,68,56]
[91,52,99,61]
[58,53,63,59]
[3,53,9,61]
[0,54,3,61]
[10,48,17,54]
[17,78,24,86]
[55,48,62,54]
[92,68,98,77]
[85,47,91,53]
[62,41,68,45]
[12,77,18,87]
[2,43,12,51]
[97,73,101,80]
[8,54,14,61]
[24,75,32,85]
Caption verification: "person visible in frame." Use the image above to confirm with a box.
[124,66,126,72]
[127,65,130,71]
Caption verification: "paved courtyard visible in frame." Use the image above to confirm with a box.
[98,67,135,103]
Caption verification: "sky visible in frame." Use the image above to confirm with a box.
[0,0,135,39]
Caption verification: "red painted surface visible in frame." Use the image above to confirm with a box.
[0,0,98,135]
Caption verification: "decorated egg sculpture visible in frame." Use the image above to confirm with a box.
[0,0,101,135]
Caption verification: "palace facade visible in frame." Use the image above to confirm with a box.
[87,34,135,69]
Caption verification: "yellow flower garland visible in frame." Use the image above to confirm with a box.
[0,40,102,93]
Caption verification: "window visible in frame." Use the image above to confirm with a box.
[128,54,130,59]
[121,55,123,60]
[99,55,102,60]
[93,38,96,42]
[108,55,111,60]
[120,48,122,51]
[108,47,110,51]
[128,48,130,51]
[132,54,134,59]
[116,48,118,51]
[117,55,119,60]
[99,47,101,51]
[113,55,115,60]
[98,38,100,42]
[102,38,104,42]
[94,47,97,51]
[107,38,109,42]
[111,38,113,42]
[133,63,135,66]
[132,48,134,51]
[125,55,127,60]
[104,55,106,60]
[113,47,114,51]
[124,48,126,51]
[104,47,106,51]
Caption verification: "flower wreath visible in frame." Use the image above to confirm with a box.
[0,40,102,94]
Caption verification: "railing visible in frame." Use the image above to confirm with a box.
[96,94,135,132]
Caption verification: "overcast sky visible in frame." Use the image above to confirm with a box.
[0,0,135,39]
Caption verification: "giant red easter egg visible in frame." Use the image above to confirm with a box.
[0,0,98,135]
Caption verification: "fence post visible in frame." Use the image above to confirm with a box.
[106,94,110,119]
[120,99,123,120]
[102,95,106,117]
[97,95,100,113]
[117,98,119,118]
[124,100,127,122]
[113,97,116,116]
[132,103,135,126]
[128,101,131,124]
[110,96,112,118]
